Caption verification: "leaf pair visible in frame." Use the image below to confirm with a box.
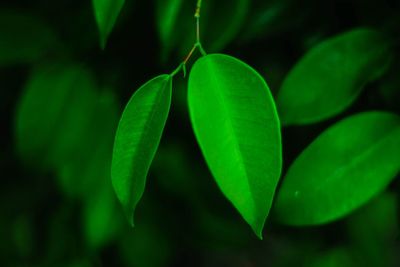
[111,54,282,237]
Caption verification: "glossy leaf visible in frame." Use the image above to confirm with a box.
[274,111,400,226]
[0,10,61,66]
[15,62,97,170]
[188,54,282,238]
[111,75,172,226]
[92,0,125,48]
[277,28,392,125]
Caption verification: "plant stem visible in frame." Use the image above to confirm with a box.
[170,0,207,78]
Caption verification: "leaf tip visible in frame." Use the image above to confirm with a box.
[251,224,264,240]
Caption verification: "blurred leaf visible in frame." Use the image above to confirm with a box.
[347,192,398,267]
[156,0,249,62]
[156,0,188,62]
[92,0,125,48]
[309,247,358,267]
[379,57,400,113]
[277,28,393,126]
[200,0,249,52]
[15,62,97,171]
[274,111,400,226]
[239,0,309,43]
[0,10,62,66]
[57,90,118,199]
[188,54,282,238]
[111,75,172,226]
[83,162,123,250]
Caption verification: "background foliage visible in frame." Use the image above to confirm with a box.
[0,0,399,266]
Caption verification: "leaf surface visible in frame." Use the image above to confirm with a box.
[92,0,125,48]
[277,28,392,125]
[111,75,172,226]
[274,111,400,225]
[188,54,282,238]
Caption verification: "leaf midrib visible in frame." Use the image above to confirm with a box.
[205,58,253,200]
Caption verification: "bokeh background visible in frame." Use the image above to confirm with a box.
[1,0,399,266]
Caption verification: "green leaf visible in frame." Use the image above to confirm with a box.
[15,62,97,170]
[0,10,61,66]
[277,28,393,125]
[57,91,118,199]
[92,0,125,49]
[188,54,282,238]
[111,75,172,226]
[274,111,400,226]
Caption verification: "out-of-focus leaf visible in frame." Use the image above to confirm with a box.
[111,75,172,226]
[83,165,123,250]
[92,0,125,48]
[239,0,310,43]
[156,0,249,62]
[274,112,400,226]
[309,247,357,267]
[347,192,398,267]
[15,62,97,171]
[379,58,400,113]
[57,91,118,199]
[188,54,282,238]
[277,28,393,125]
[0,10,61,66]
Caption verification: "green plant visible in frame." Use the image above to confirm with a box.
[110,0,282,238]
[103,0,399,239]
[5,0,400,265]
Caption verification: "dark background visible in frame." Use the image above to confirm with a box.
[1,0,399,266]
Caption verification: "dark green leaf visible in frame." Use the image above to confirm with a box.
[274,111,400,226]
[188,54,282,238]
[57,91,118,199]
[239,0,309,43]
[0,10,61,66]
[309,247,357,267]
[15,62,97,170]
[277,28,393,125]
[111,75,172,226]
[92,0,125,48]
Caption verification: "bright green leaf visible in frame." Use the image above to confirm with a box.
[274,111,400,226]
[277,28,393,125]
[188,54,282,238]
[0,10,61,66]
[92,0,125,49]
[111,75,172,226]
